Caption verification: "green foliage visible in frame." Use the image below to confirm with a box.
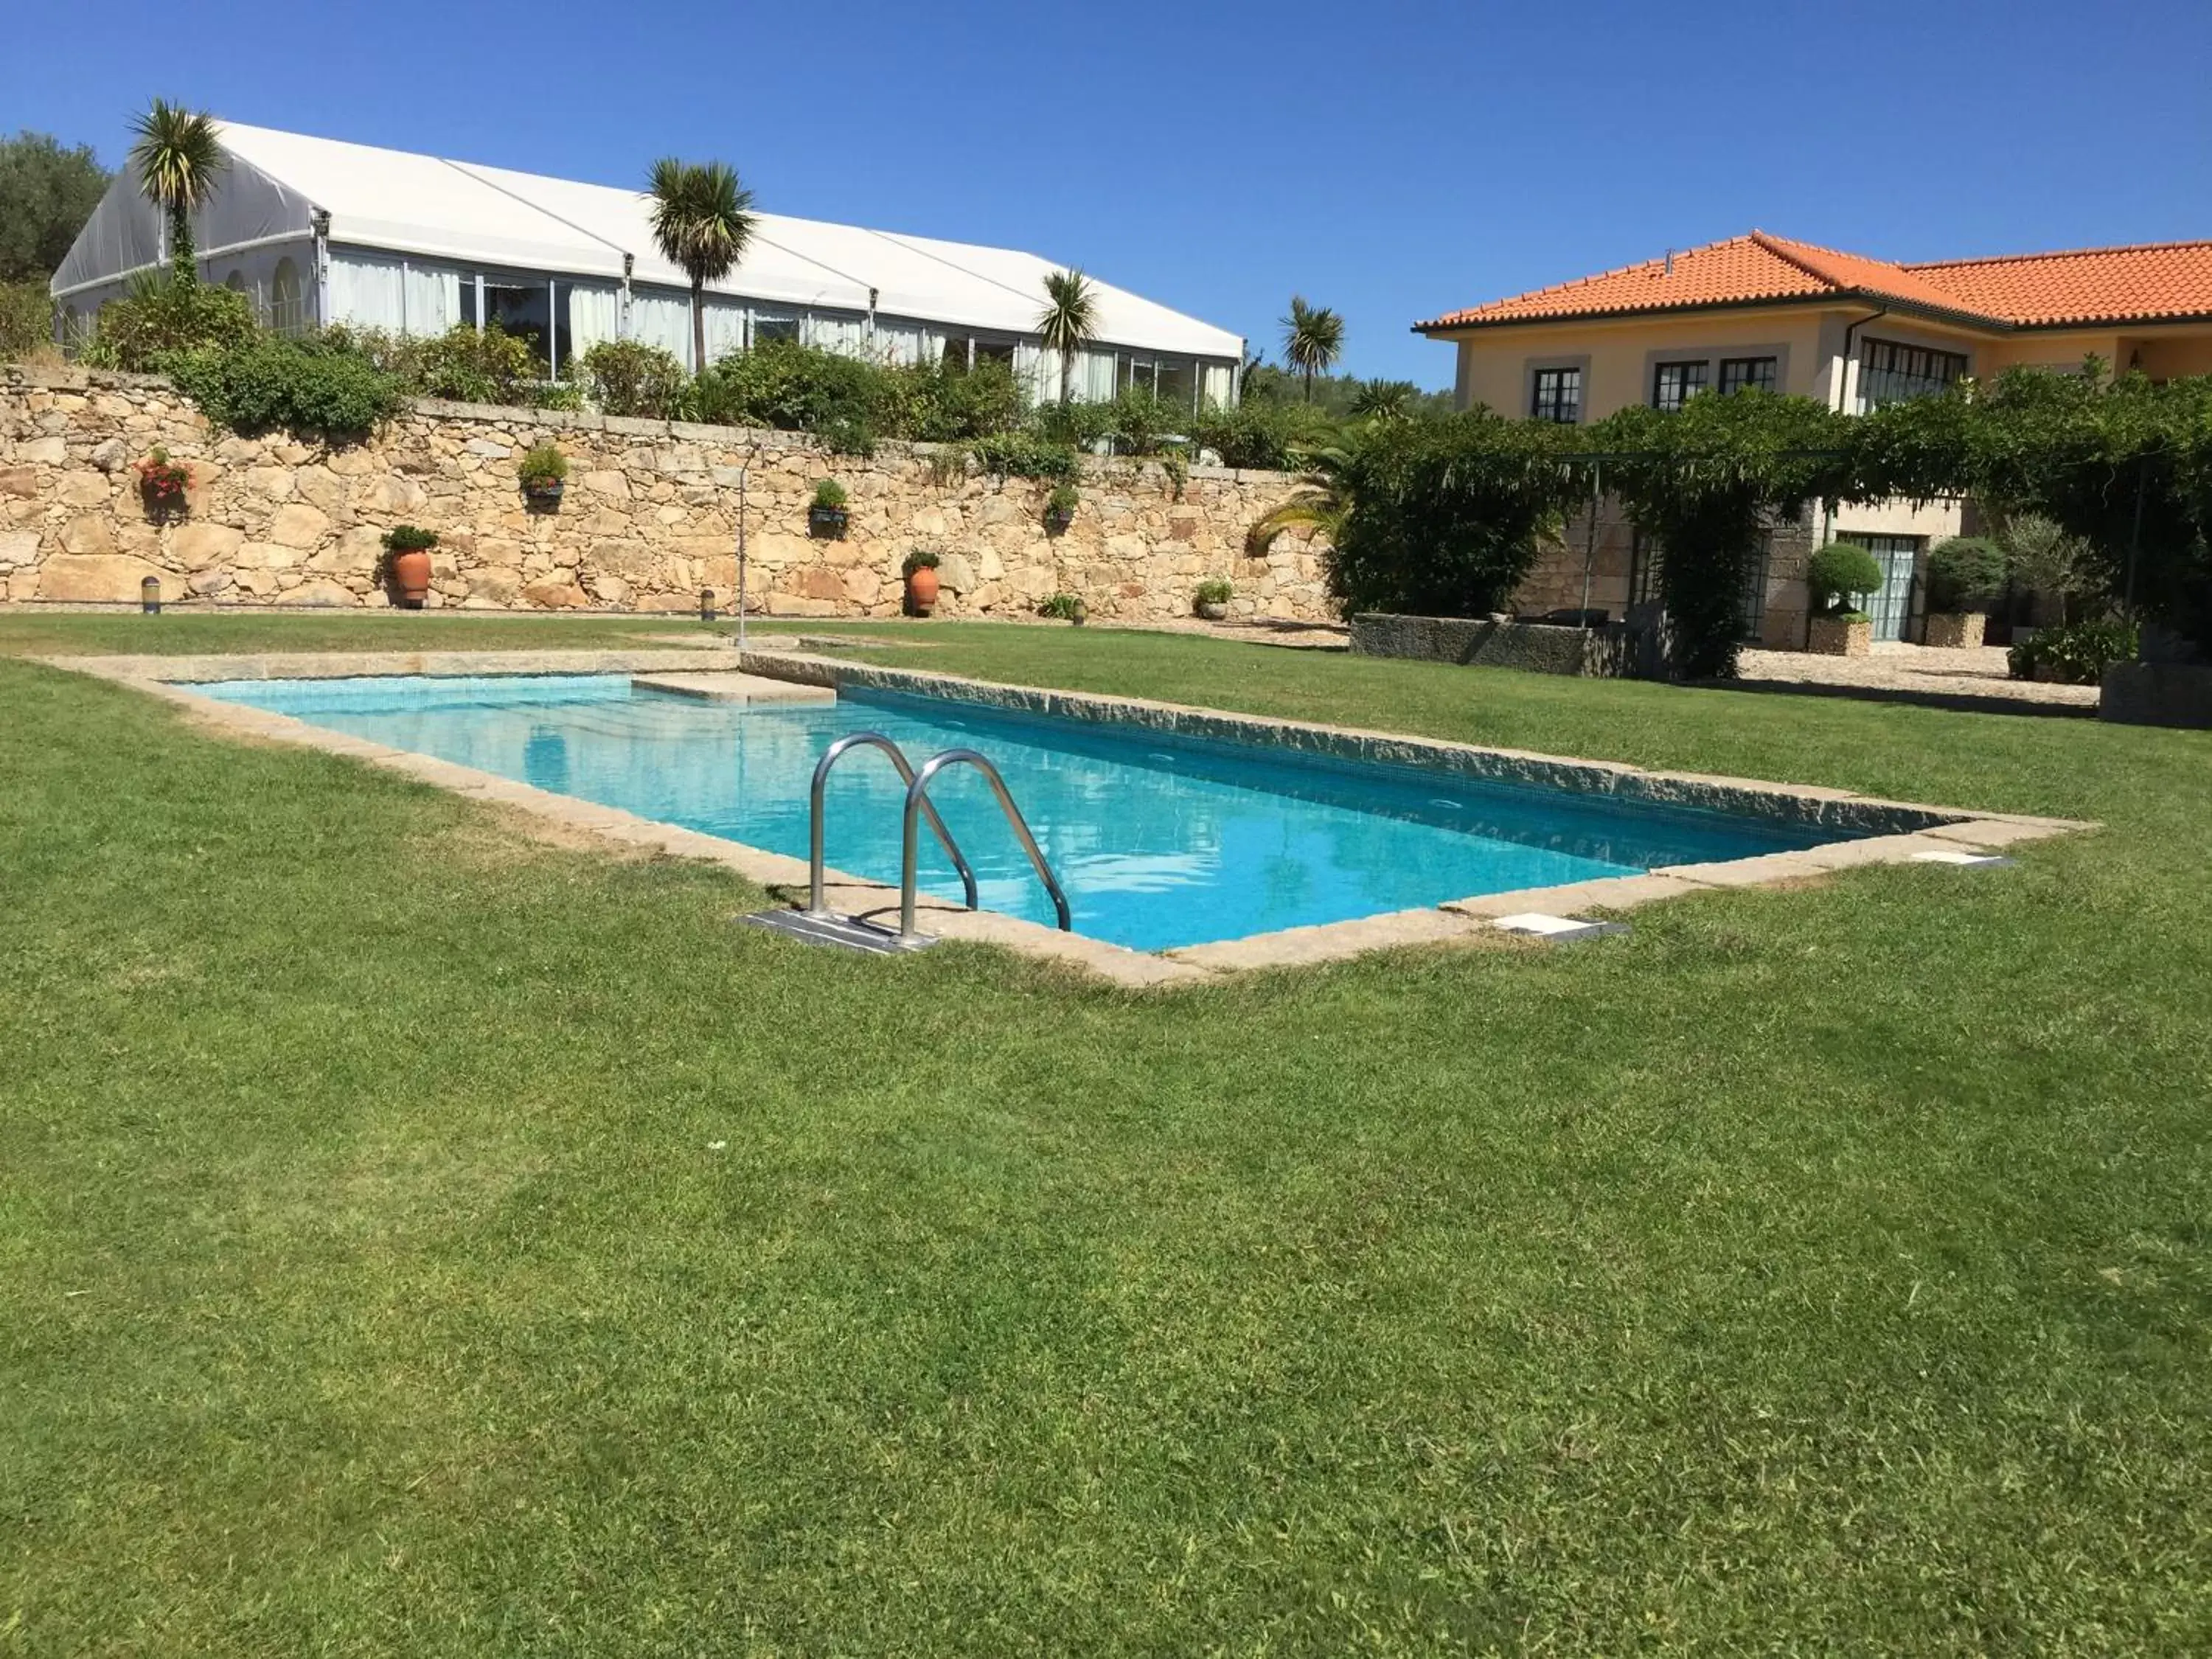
[1590,392,1854,677]
[1045,482,1080,518]
[518,444,568,484]
[692,339,883,452]
[888,358,1023,442]
[0,279,52,360]
[1029,397,1117,453]
[1102,386,1187,456]
[1192,399,1334,470]
[1248,444,1352,556]
[1161,448,1188,499]
[1326,414,1584,619]
[2001,513,2094,620]
[1243,361,1455,420]
[1924,535,2007,611]
[128,100,224,277]
[1279,295,1345,401]
[78,268,255,369]
[1035,269,1099,403]
[900,547,940,575]
[0,131,111,284]
[406,322,541,405]
[577,338,689,420]
[1038,591,1086,620]
[647,156,756,371]
[970,429,1078,481]
[1194,577,1234,605]
[811,478,848,510]
[1807,543,1885,614]
[2008,617,2135,684]
[165,333,409,441]
[380,524,439,552]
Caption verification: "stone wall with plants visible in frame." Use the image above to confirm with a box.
[0,366,1334,622]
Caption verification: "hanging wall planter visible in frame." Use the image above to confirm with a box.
[809,479,850,539]
[518,444,568,510]
[1042,483,1079,537]
[135,448,191,523]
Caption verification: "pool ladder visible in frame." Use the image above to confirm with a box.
[805,731,1072,946]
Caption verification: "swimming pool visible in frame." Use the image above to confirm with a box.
[198,673,1863,951]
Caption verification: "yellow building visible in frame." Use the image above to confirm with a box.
[1416,232,2212,647]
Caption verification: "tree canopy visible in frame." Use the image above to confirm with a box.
[0,130,110,283]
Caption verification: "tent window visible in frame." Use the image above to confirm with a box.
[752,314,800,347]
[223,271,246,293]
[270,258,306,335]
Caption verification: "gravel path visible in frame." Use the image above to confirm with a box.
[1736,643,2098,708]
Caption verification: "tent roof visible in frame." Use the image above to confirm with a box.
[175,123,1239,355]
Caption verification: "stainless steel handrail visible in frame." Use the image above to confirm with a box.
[899,748,1072,942]
[807,732,978,918]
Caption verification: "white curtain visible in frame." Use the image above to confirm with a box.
[809,312,867,357]
[873,319,943,367]
[1076,347,1117,403]
[1201,361,1236,411]
[1015,342,1058,407]
[630,288,695,368]
[403,263,459,335]
[700,300,747,366]
[568,284,622,358]
[327,253,406,330]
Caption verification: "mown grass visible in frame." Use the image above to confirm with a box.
[2,616,2209,1655]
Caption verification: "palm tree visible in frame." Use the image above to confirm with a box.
[1246,444,1353,556]
[1280,296,1344,403]
[646,158,757,374]
[128,100,226,284]
[1349,378,1419,420]
[1036,268,1099,405]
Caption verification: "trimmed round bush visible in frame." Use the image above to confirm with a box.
[1925,535,2007,611]
[1807,542,1883,614]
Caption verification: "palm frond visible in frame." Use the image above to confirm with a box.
[647,159,757,286]
[1036,268,1099,353]
[128,99,225,212]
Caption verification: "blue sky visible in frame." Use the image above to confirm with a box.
[8,0,2208,387]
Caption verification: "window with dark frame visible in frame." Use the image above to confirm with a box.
[1530,365,1581,424]
[1857,338,1967,411]
[1719,355,1778,396]
[1652,360,1708,411]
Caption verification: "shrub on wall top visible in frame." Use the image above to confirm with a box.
[165,333,409,442]
[77,269,255,371]
[577,338,690,420]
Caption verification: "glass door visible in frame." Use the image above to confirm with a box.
[1843,534,1921,641]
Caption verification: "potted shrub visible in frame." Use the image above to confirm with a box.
[518,443,568,507]
[1193,577,1233,621]
[1805,541,1882,655]
[135,447,191,521]
[378,524,439,608]
[1040,591,1088,626]
[902,548,941,616]
[1043,482,1079,535]
[809,479,850,538]
[1922,535,2006,647]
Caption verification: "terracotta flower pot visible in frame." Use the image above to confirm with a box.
[905,566,939,615]
[389,549,434,607]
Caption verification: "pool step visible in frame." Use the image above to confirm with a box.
[631,672,836,705]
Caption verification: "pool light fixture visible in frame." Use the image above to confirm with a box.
[141,576,161,615]
[699,588,715,622]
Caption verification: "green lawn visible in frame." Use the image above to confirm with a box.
[3,616,2208,1655]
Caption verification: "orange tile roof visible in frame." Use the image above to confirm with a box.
[1417,232,2212,333]
[1905,240,2212,326]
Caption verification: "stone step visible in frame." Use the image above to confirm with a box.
[630,671,836,704]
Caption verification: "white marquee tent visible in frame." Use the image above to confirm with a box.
[52,122,1244,410]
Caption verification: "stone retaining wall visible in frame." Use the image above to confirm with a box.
[1349,611,1645,676]
[0,365,1332,622]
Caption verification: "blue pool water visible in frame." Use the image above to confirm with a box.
[198,675,1854,951]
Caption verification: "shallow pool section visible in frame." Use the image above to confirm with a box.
[198,674,1860,951]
